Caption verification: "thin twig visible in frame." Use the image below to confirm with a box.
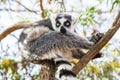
[0,8,40,12]
[39,0,45,18]
[15,0,37,14]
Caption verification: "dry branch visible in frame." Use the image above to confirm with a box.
[72,11,120,75]
[0,21,31,41]
[15,0,37,14]
[39,0,45,18]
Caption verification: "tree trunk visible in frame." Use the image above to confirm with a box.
[40,60,56,80]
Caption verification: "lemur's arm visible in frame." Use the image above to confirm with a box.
[72,33,104,59]
[20,31,103,60]
[87,33,104,44]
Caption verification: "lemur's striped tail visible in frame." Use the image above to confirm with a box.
[54,58,77,80]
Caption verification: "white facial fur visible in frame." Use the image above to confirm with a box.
[50,14,76,33]
[57,17,73,32]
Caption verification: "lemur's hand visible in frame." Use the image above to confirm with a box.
[90,33,104,59]
[90,33,104,44]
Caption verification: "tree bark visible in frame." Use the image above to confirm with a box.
[40,60,56,80]
[72,11,120,75]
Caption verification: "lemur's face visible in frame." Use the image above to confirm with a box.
[54,14,75,34]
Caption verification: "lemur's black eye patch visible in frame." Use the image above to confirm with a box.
[64,20,71,27]
[56,21,61,27]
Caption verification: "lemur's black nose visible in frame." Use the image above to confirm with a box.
[60,26,66,34]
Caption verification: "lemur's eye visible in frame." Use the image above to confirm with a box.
[64,20,71,27]
[56,21,61,27]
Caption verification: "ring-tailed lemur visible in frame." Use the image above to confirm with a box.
[18,14,103,80]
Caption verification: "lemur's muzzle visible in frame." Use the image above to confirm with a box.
[60,26,66,34]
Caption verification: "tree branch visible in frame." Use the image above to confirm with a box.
[0,8,40,12]
[39,0,45,18]
[39,60,56,80]
[72,11,120,75]
[15,0,37,14]
[0,21,31,41]
[0,19,51,41]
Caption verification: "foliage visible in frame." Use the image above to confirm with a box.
[0,0,7,3]
[77,58,120,80]
[78,7,100,26]
[0,59,20,80]
[0,59,40,80]
[110,0,120,11]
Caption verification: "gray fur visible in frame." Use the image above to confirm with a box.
[29,32,93,55]
[18,14,103,80]
[18,14,103,61]
[19,30,94,61]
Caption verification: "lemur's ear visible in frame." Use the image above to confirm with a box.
[70,13,79,25]
[49,13,58,30]
[71,17,78,26]
[72,18,77,25]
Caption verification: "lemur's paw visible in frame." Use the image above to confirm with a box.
[91,33,104,44]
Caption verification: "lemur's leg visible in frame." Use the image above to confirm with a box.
[54,58,77,80]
